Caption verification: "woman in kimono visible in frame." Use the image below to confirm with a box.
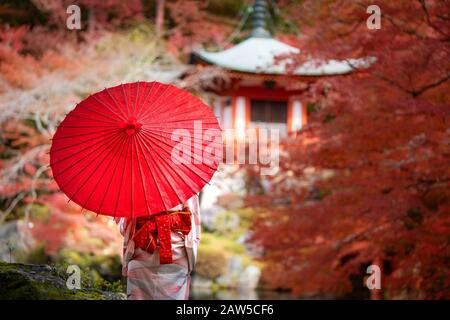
[118,194,200,300]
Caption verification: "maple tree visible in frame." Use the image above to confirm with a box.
[165,0,236,54]
[0,3,172,258]
[27,193,122,256]
[248,0,450,299]
[29,0,143,30]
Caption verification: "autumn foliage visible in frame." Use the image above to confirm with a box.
[0,0,448,299]
[249,0,450,299]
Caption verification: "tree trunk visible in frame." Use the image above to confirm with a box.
[155,0,165,38]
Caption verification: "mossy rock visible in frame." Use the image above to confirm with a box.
[57,249,122,283]
[0,261,125,300]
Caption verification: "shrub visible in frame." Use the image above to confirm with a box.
[195,246,227,280]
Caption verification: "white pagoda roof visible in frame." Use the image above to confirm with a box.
[194,37,357,76]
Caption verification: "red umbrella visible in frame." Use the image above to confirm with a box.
[50,82,222,218]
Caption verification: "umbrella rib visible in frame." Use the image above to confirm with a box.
[142,127,211,144]
[135,133,185,206]
[92,94,127,121]
[138,84,172,120]
[121,84,130,118]
[130,131,133,216]
[76,102,121,123]
[58,125,117,129]
[54,132,124,192]
[142,85,184,120]
[104,87,129,120]
[70,134,128,205]
[132,134,150,216]
[135,82,155,117]
[148,88,191,117]
[113,139,131,219]
[145,91,204,121]
[50,130,123,178]
[144,117,218,125]
[142,128,220,155]
[51,129,119,153]
[141,127,216,142]
[140,129,219,169]
[68,113,118,125]
[165,111,219,122]
[133,81,140,117]
[142,122,221,130]
[137,133,200,196]
[141,129,206,165]
[150,99,203,115]
[134,133,170,212]
[51,129,120,167]
[141,100,204,122]
[97,133,129,215]
[141,129,220,170]
[81,135,127,210]
[52,127,122,141]
[140,132,214,185]
[137,133,194,201]
[140,89,186,122]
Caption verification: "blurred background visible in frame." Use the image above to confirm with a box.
[0,0,449,300]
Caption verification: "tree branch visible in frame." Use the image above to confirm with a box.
[410,73,450,97]
[374,72,450,98]
[418,0,450,39]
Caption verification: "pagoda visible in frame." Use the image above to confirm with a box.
[193,0,355,137]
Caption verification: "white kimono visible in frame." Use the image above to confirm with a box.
[118,194,200,300]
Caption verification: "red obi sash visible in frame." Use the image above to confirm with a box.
[133,211,191,264]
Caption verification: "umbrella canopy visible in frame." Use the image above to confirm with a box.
[50,82,222,218]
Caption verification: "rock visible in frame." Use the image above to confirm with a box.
[0,221,34,263]
[228,255,243,277]
[212,256,242,288]
[237,266,261,290]
[212,257,262,290]
[215,274,231,287]
[0,262,125,300]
